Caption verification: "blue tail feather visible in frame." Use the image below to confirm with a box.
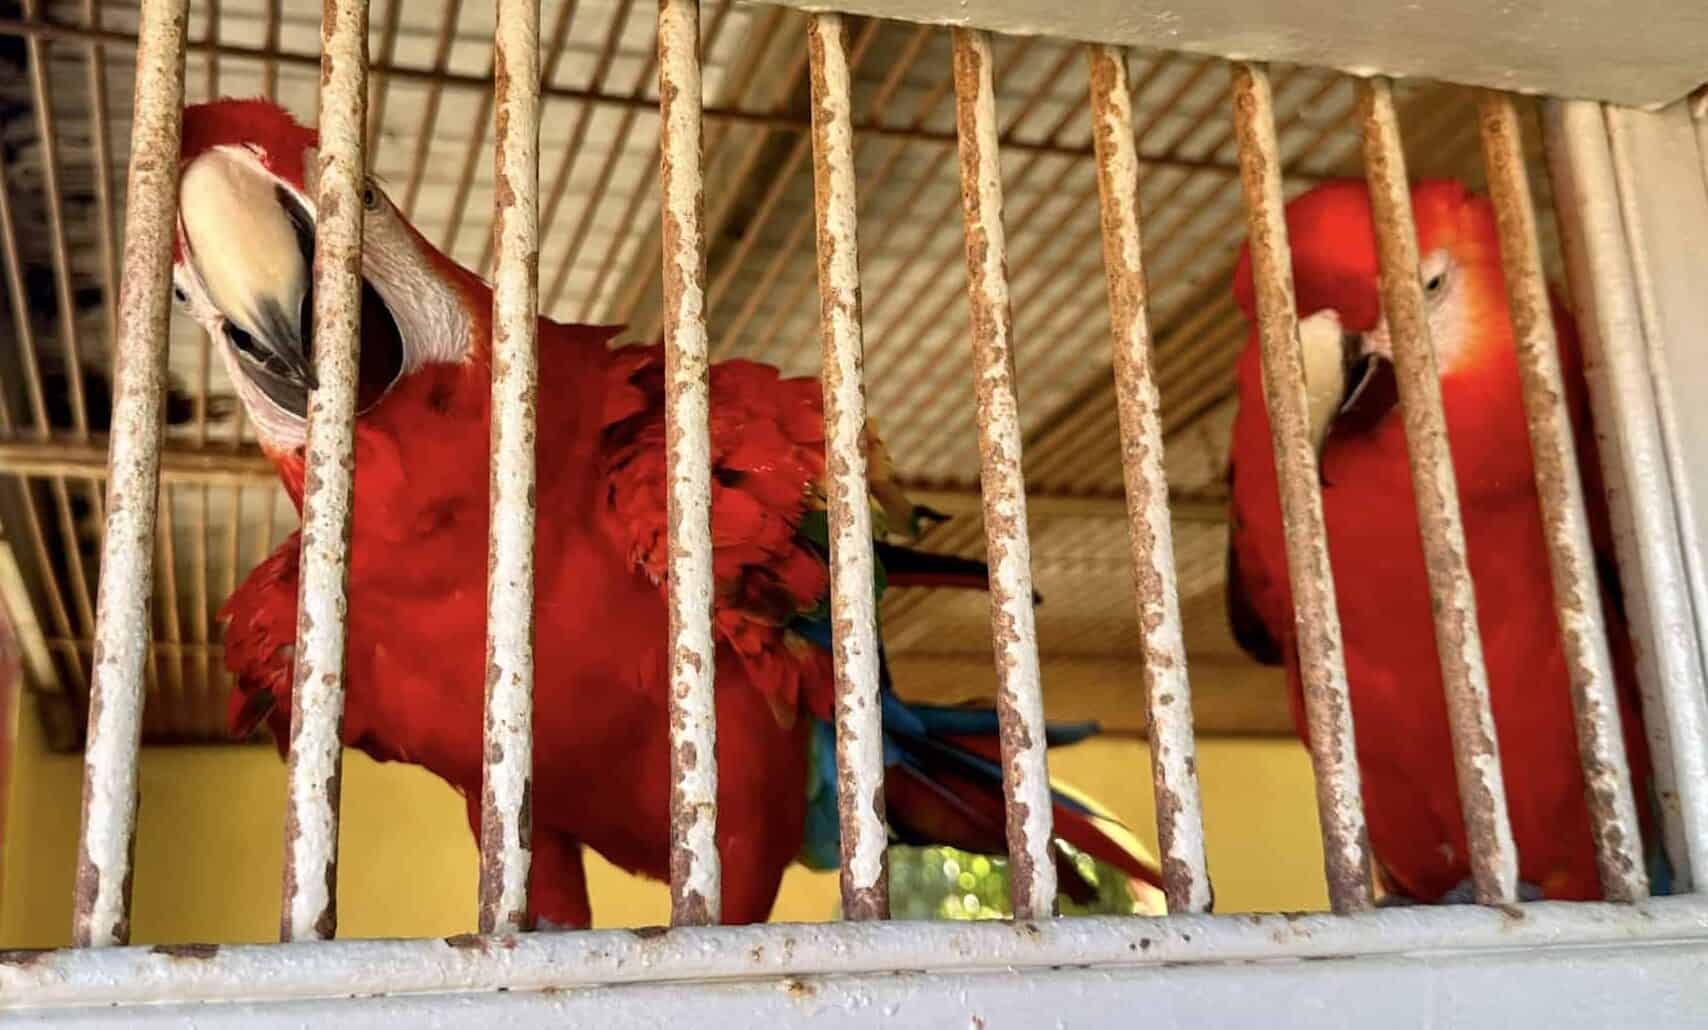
[793,612,1105,870]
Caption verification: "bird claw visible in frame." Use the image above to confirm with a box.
[534,916,572,932]
[1380,878,1544,906]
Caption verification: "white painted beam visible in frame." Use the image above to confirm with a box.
[767,0,1707,109]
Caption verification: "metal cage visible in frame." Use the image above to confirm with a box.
[2,0,1708,1024]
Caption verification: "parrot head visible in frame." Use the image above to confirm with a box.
[171,99,478,454]
[1233,177,1512,453]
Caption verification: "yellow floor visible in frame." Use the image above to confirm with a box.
[1,691,1326,947]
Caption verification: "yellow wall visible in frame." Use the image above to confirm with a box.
[1,690,1326,947]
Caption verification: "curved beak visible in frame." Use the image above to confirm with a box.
[1336,337,1397,438]
[179,149,318,417]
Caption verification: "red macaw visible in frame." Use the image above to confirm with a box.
[170,99,1159,927]
[1225,177,1666,903]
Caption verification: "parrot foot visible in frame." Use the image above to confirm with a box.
[1379,878,1545,906]
[534,916,574,932]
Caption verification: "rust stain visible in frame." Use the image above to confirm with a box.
[0,950,47,967]
[782,978,818,1000]
[150,942,219,959]
[492,44,516,210]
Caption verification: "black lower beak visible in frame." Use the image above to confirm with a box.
[226,303,318,420]
[1335,335,1398,437]
[227,278,404,421]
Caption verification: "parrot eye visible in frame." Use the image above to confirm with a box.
[361,181,380,211]
[172,284,188,306]
[1420,252,1451,298]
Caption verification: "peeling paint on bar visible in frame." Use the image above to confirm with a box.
[281,0,368,944]
[1543,98,1708,892]
[72,0,189,950]
[656,0,720,927]
[1085,43,1211,916]
[7,896,1708,1012]
[1229,62,1374,914]
[1477,91,1646,902]
[1360,77,1517,906]
[479,0,542,937]
[806,11,889,923]
[950,26,1057,921]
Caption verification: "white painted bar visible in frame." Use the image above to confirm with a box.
[479,0,542,936]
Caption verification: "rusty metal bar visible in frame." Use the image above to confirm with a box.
[805,11,888,923]
[1229,62,1373,914]
[1360,77,1518,906]
[1085,44,1211,915]
[1478,91,1647,902]
[656,0,720,927]
[1544,98,1708,890]
[281,0,370,944]
[478,0,542,937]
[1604,99,1708,890]
[71,0,188,949]
[950,27,1057,921]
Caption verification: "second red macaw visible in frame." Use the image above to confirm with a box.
[1225,177,1667,903]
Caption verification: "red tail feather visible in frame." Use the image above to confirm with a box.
[937,732,1163,891]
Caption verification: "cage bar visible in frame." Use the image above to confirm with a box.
[656,0,721,927]
[20,0,91,442]
[80,0,121,355]
[281,0,370,943]
[804,11,889,923]
[398,0,464,220]
[1477,91,1646,901]
[1229,62,1374,913]
[0,149,88,711]
[478,0,543,937]
[949,26,1058,920]
[70,0,190,949]
[1360,77,1518,906]
[9,895,1708,1013]
[1084,43,1212,915]
[1544,98,1708,891]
